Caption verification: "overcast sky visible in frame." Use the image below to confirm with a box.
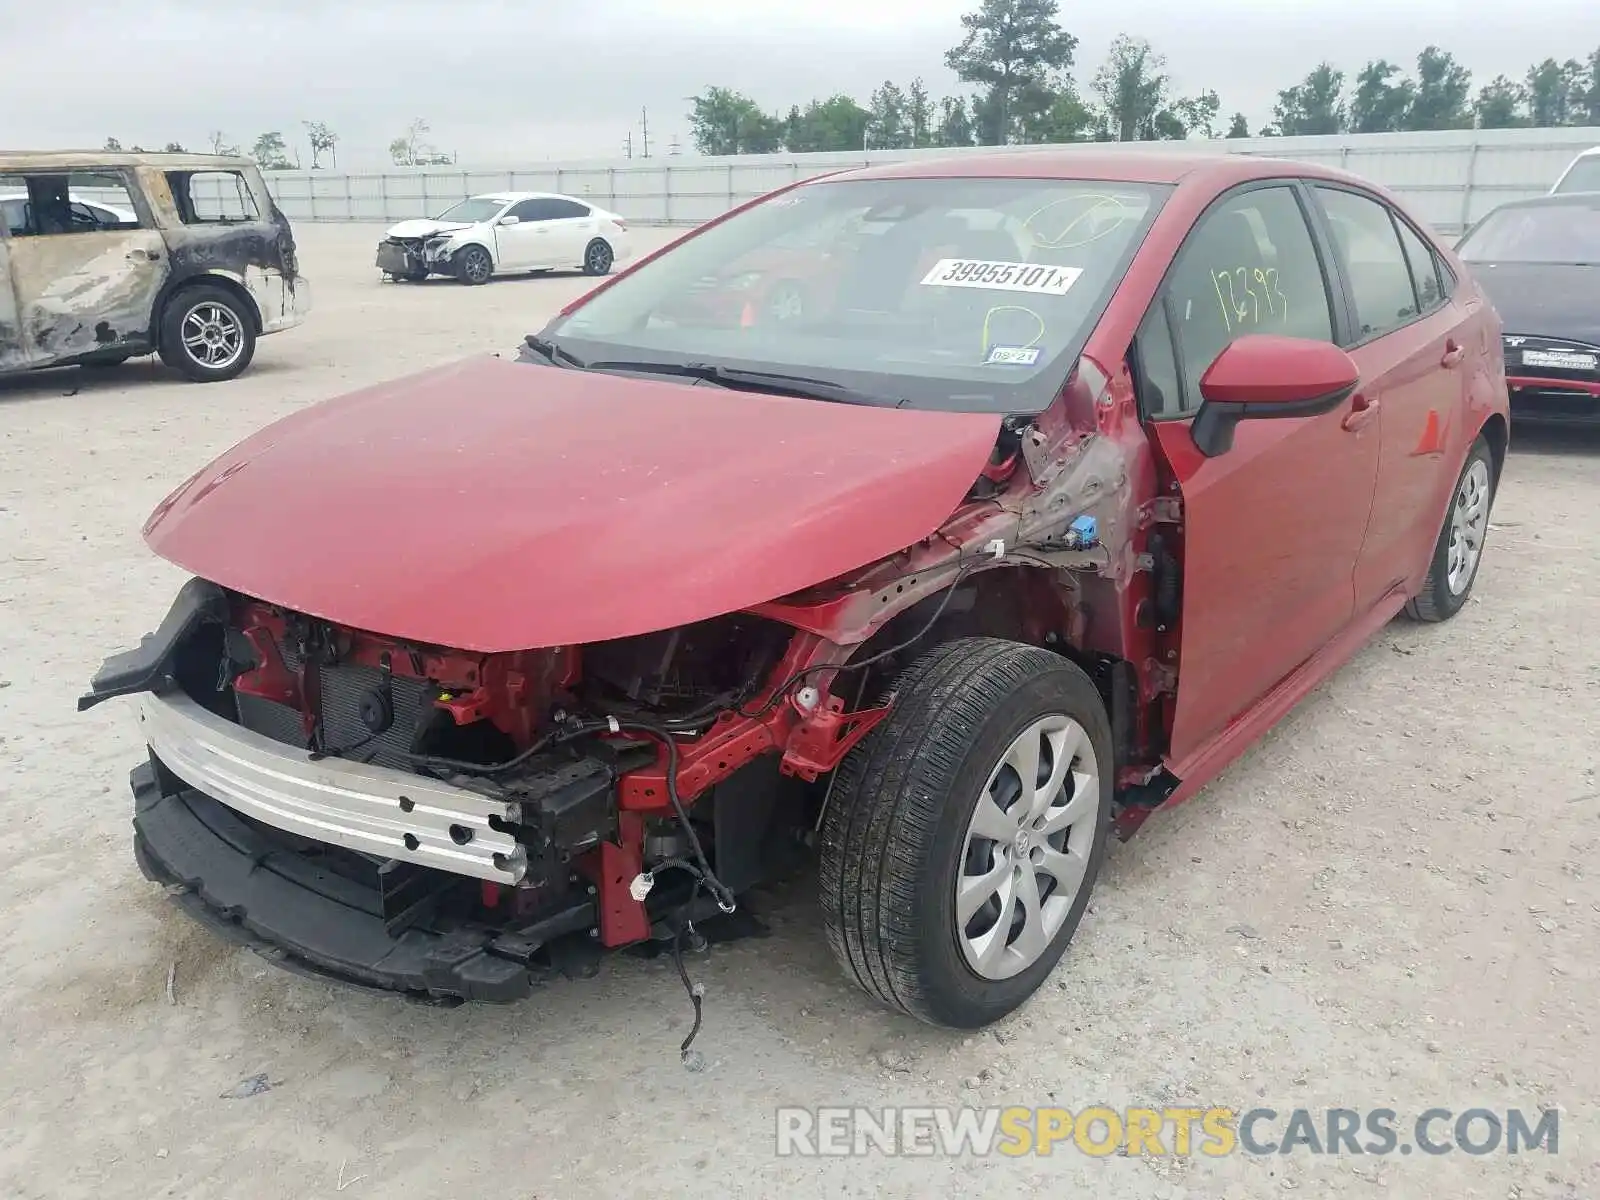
[1,0,1592,167]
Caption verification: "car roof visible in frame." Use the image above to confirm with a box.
[821,148,1386,190]
[471,191,597,204]
[1479,191,1600,216]
[0,150,258,172]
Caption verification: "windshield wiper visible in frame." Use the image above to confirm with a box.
[582,359,894,406]
[522,334,587,368]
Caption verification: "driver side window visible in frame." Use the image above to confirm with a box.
[1142,185,1337,416]
[507,199,548,222]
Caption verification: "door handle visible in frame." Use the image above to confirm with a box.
[1341,393,1379,433]
[1441,339,1464,368]
[127,248,160,261]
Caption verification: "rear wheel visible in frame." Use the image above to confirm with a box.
[583,239,614,276]
[819,637,1112,1028]
[1406,434,1495,622]
[454,245,494,285]
[157,286,256,383]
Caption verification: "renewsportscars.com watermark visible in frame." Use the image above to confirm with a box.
[775,1106,1560,1159]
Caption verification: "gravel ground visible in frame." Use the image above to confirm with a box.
[1,223,1596,1200]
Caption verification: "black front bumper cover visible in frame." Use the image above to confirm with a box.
[132,759,597,1003]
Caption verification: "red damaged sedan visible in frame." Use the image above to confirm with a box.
[81,151,1509,1030]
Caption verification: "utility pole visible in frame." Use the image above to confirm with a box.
[640,107,651,159]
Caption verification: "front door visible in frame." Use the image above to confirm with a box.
[1310,184,1469,609]
[493,199,548,270]
[0,170,166,364]
[0,227,30,370]
[1137,182,1381,771]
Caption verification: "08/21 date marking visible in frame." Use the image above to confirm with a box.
[920,259,1084,296]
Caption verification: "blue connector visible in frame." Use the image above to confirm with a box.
[1061,515,1099,550]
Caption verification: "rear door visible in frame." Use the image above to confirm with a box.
[0,168,166,365]
[1137,181,1380,770]
[543,197,599,264]
[1309,185,1468,609]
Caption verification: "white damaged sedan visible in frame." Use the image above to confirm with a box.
[375,191,633,285]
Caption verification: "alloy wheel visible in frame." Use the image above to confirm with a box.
[956,713,1100,981]
[1446,457,1491,595]
[180,302,245,371]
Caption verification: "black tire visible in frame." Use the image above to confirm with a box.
[582,238,614,276]
[454,245,494,285]
[1405,434,1495,623]
[156,285,256,383]
[819,636,1114,1028]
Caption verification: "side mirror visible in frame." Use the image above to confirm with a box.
[498,214,521,226]
[1190,334,1361,458]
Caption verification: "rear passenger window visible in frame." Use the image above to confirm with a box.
[1314,186,1420,338]
[1393,218,1444,312]
[1154,185,1336,414]
[168,170,261,224]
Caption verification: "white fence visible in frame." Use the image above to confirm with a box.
[257,127,1599,237]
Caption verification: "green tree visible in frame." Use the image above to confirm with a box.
[945,0,1079,145]
[1091,34,1169,141]
[784,95,870,152]
[1349,60,1415,133]
[1015,84,1095,142]
[1525,55,1598,126]
[688,87,783,155]
[251,131,292,169]
[1406,46,1473,130]
[936,96,976,147]
[304,121,338,169]
[1270,64,1347,135]
[1583,47,1600,124]
[1225,112,1250,138]
[906,78,935,147]
[1475,76,1528,128]
[866,81,912,149]
[1173,90,1223,138]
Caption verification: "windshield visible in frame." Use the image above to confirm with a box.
[543,176,1169,412]
[1457,200,1600,265]
[434,197,505,223]
[1553,154,1600,195]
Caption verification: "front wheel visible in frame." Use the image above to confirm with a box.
[454,245,494,285]
[157,286,256,383]
[1405,434,1495,622]
[819,637,1113,1028]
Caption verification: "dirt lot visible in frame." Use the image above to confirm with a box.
[0,222,1596,1200]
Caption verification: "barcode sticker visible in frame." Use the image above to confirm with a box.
[921,259,1083,295]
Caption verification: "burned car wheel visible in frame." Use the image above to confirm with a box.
[583,239,614,276]
[454,245,494,286]
[819,637,1112,1029]
[1405,434,1495,623]
[157,286,256,383]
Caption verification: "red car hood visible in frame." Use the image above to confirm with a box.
[143,355,1002,652]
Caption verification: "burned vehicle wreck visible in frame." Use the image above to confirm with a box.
[83,155,1506,1030]
[0,151,308,382]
